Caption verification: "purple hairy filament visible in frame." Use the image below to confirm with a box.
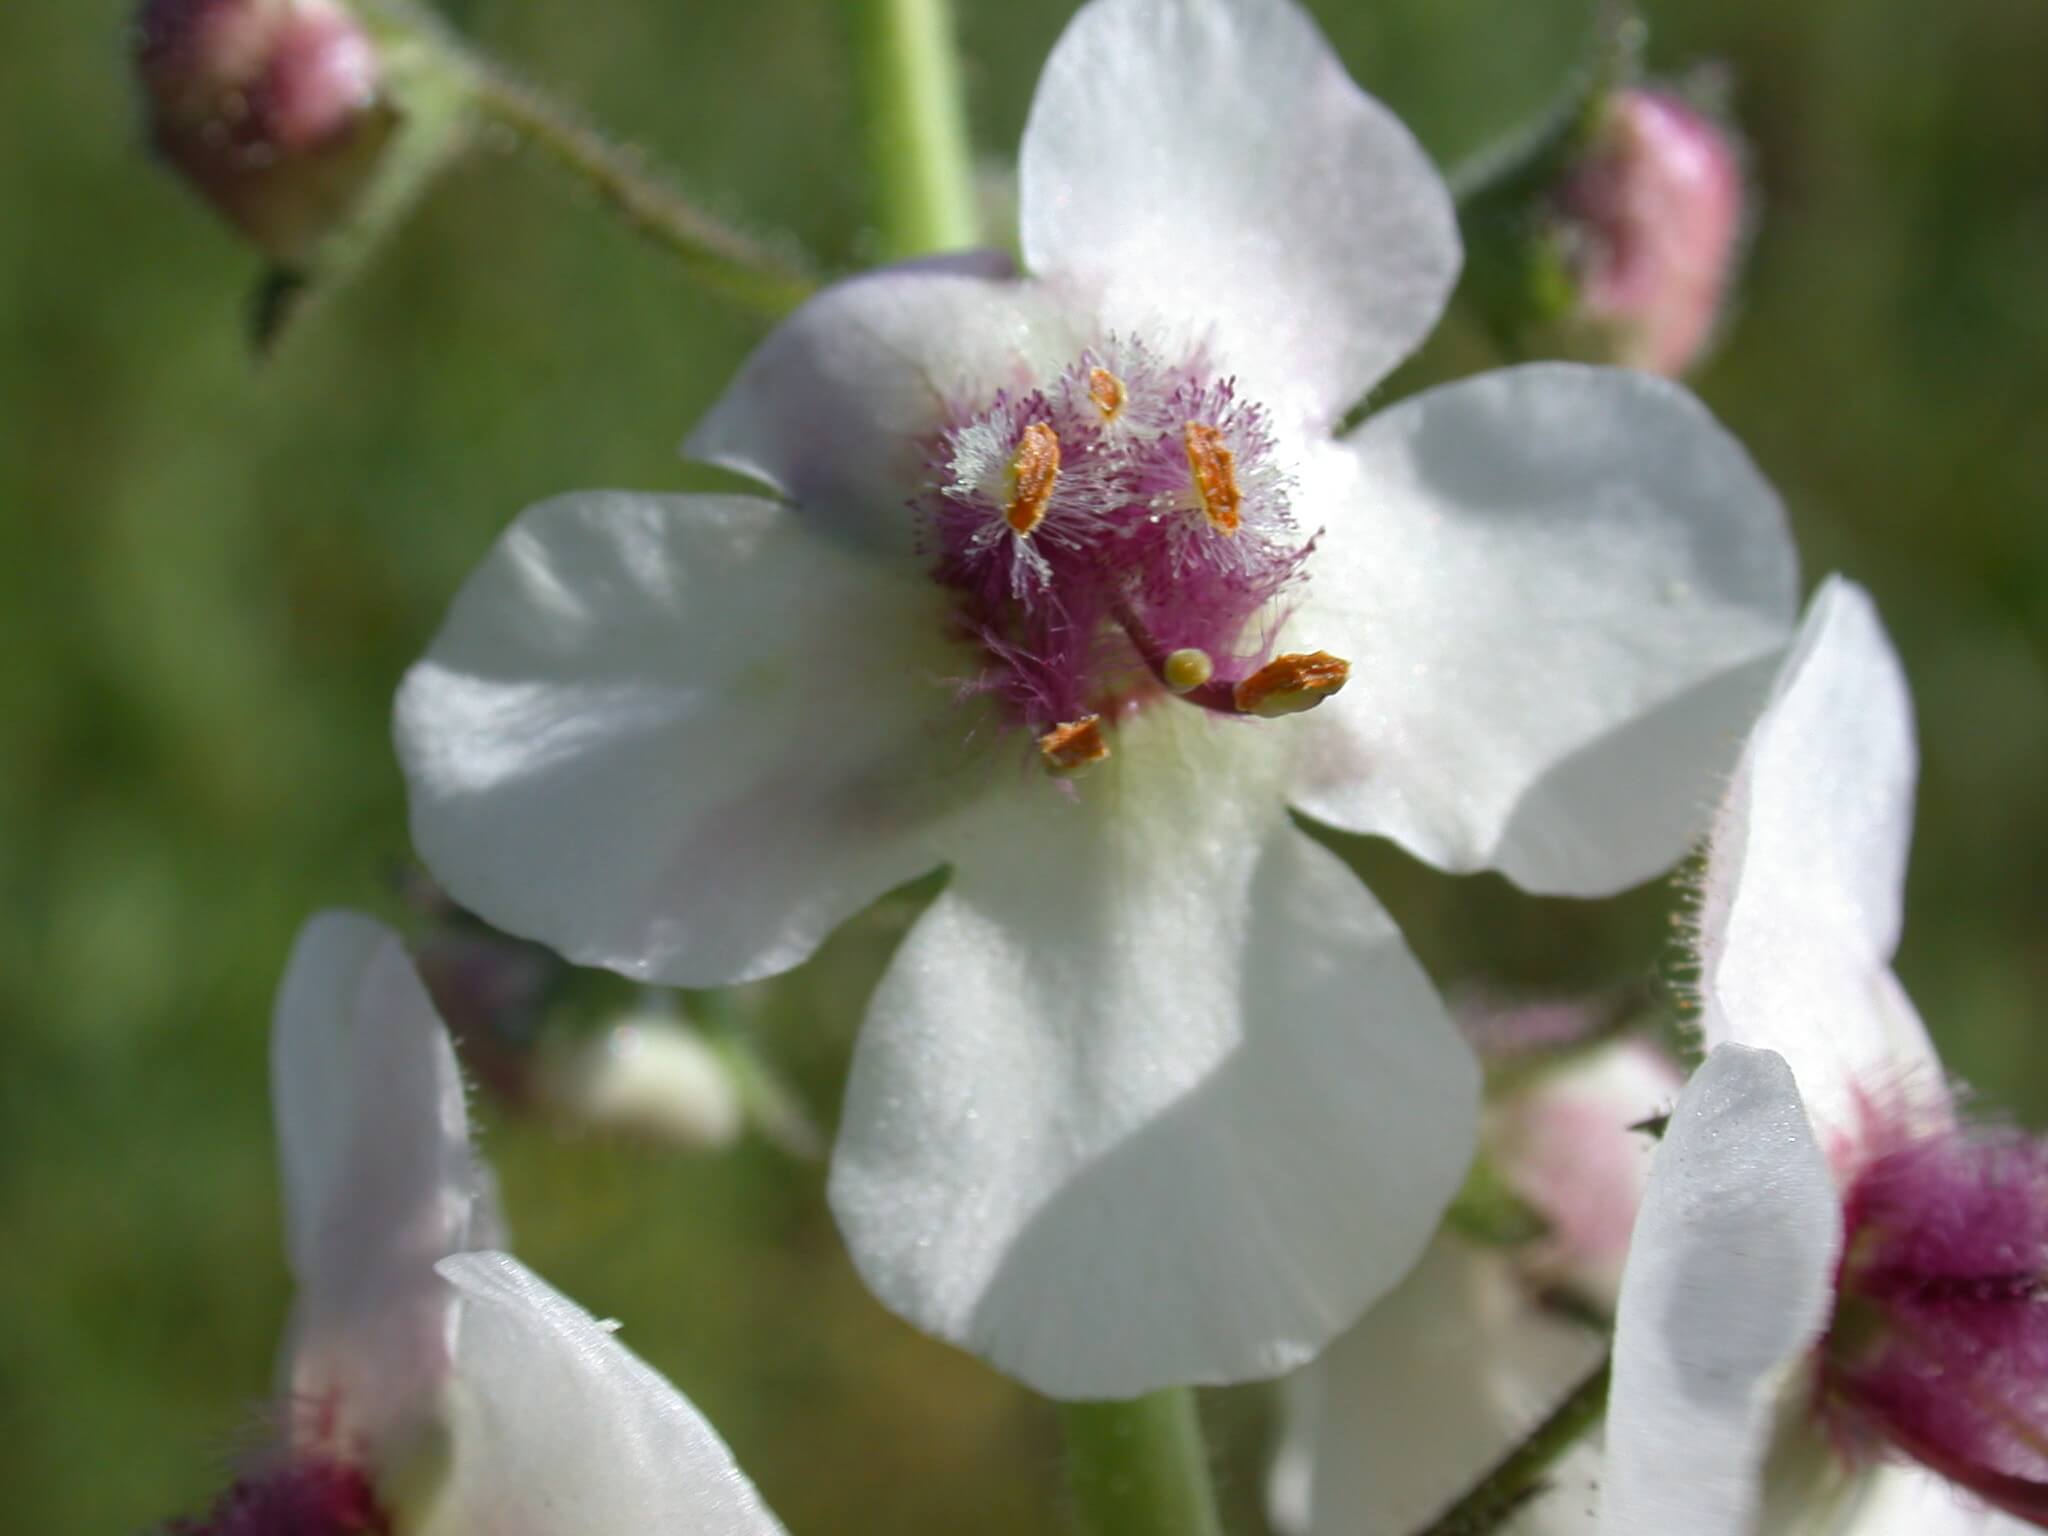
[920,342,1349,774]
[1821,1124,2048,1528]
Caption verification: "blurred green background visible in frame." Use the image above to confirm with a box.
[2,0,2043,1529]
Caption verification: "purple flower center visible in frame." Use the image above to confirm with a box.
[163,1457,391,1536]
[1821,1124,2048,1526]
[920,340,1344,774]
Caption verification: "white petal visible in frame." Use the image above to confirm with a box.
[270,911,477,1452]
[1284,1236,1606,1536]
[1850,1465,2039,1536]
[683,254,1075,558]
[1697,577,1944,1138]
[1289,364,1798,897]
[1602,1045,1841,1536]
[1019,0,1459,433]
[397,493,989,987]
[828,713,1478,1398]
[424,1252,785,1536]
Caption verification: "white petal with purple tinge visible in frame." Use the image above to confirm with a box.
[1290,364,1798,898]
[396,493,984,987]
[684,254,1075,559]
[1020,0,1459,435]
[829,712,1478,1399]
[271,911,478,1457]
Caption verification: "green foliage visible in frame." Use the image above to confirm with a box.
[0,0,2042,1530]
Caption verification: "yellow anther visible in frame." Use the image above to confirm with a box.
[1004,422,1062,536]
[1163,648,1214,694]
[1233,651,1351,717]
[1182,421,1242,535]
[1037,714,1110,776]
[1088,366,1127,423]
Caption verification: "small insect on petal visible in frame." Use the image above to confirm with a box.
[1038,714,1111,776]
[1163,647,1214,694]
[1004,422,1062,536]
[1087,366,1127,423]
[1182,421,1243,535]
[1234,651,1350,717]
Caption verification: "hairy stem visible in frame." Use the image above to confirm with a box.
[1415,1358,1611,1536]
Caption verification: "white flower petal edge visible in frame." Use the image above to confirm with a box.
[829,715,1479,1399]
[684,253,1075,558]
[1696,576,1943,1140]
[1849,1464,2040,1536]
[272,909,479,1458]
[396,494,985,987]
[425,1252,786,1536]
[1020,0,1460,434]
[1601,1045,1841,1536]
[1290,364,1798,898]
[1275,1236,1605,1536]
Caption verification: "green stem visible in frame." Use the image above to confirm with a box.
[467,70,816,315]
[1415,1358,1611,1536]
[853,0,979,259]
[1060,1389,1224,1536]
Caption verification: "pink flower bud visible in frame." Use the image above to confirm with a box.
[1488,1036,1681,1304]
[133,0,391,262]
[1554,88,1746,377]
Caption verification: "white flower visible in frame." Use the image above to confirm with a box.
[1602,580,2038,1535]
[171,911,785,1535]
[1271,1031,1678,1536]
[395,0,1796,1397]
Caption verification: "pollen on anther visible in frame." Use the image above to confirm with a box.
[1038,714,1110,775]
[1004,422,1062,536]
[1182,422,1242,535]
[1087,367,1127,423]
[1234,651,1350,717]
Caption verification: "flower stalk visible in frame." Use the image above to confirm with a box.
[1059,1389,1224,1536]
[853,0,979,258]
[468,67,815,315]
[1416,1358,1611,1536]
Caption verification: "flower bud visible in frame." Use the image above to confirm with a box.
[543,1016,746,1152]
[1487,1034,1680,1305]
[1551,88,1746,377]
[133,0,395,263]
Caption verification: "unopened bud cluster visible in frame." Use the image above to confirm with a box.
[133,0,391,261]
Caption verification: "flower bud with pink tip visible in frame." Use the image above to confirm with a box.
[134,0,393,262]
[1553,88,1746,377]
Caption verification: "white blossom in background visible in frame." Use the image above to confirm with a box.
[1602,579,2045,1536]
[395,0,1797,1396]
[1271,1024,1679,1536]
[166,912,785,1536]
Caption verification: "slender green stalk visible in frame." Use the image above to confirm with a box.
[467,70,816,315]
[853,0,979,259]
[1416,1358,1611,1536]
[1060,1390,1225,1536]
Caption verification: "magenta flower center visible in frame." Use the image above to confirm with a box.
[1822,1124,2048,1526]
[164,1456,392,1536]
[921,339,1344,774]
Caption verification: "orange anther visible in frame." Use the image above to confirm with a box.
[1233,651,1350,717]
[1005,422,1062,536]
[1088,367,1127,422]
[1183,421,1242,535]
[1037,714,1111,775]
